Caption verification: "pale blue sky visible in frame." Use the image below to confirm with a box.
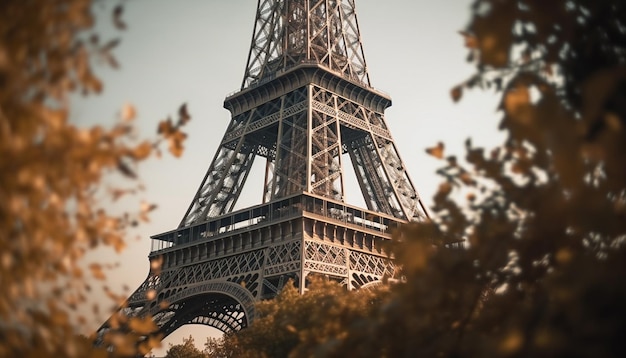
[74,0,502,354]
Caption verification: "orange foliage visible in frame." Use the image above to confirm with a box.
[0,1,189,356]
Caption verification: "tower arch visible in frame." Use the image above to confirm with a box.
[150,281,256,337]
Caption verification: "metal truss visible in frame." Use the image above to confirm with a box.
[180,86,310,227]
[100,203,402,351]
[304,240,348,275]
[302,240,395,290]
[109,232,394,336]
[349,250,394,277]
[263,272,298,298]
[95,282,254,347]
[242,0,369,89]
[348,135,428,220]
[309,85,428,220]
[178,140,257,227]
[104,240,303,338]
[179,0,428,227]
[180,81,428,226]
[154,291,249,335]
[149,250,265,301]
[265,240,302,275]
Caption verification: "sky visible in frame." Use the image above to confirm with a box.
[74,0,503,354]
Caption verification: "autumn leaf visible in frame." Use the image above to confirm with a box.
[139,202,158,222]
[438,181,452,196]
[504,84,533,124]
[89,263,106,280]
[128,316,158,335]
[121,103,136,121]
[113,5,127,30]
[425,142,445,159]
[459,171,474,185]
[110,189,128,201]
[498,330,523,354]
[150,255,163,275]
[132,141,152,160]
[468,0,515,68]
[459,31,478,49]
[102,38,120,52]
[157,118,174,135]
[117,159,137,178]
[178,103,191,125]
[167,130,187,157]
[159,300,170,310]
[451,85,463,102]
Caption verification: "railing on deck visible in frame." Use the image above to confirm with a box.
[150,193,404,254]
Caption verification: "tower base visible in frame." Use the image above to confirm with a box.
[98,193,402,341]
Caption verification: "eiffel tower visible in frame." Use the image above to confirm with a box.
[98,0,428,344]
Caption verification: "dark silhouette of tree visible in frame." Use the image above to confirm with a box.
[164,335,207,358]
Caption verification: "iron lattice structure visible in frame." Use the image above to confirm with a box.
[97,0,428,347]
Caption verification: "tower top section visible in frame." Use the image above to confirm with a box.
[242,0,370,89]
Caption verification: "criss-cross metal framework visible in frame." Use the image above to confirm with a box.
[180,0,427,227]
[97,0,428,349]
[242,0,369,88]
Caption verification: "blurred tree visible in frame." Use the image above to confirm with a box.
[164,335,207,358]
[211,0,626,357]
[0,1,188,356]
[206,278,386,358]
